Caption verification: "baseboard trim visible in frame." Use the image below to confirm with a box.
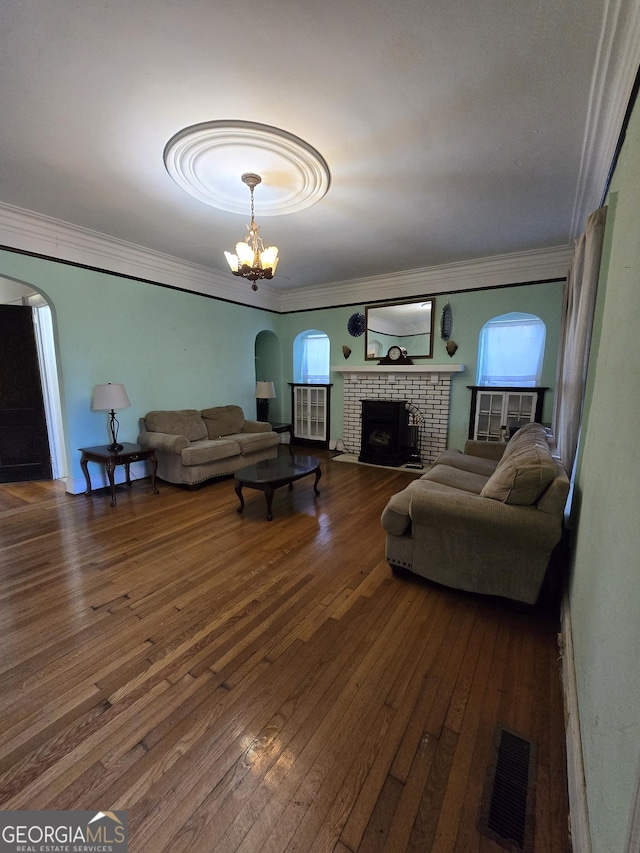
[560,592,592,853]
[65,461,150,496]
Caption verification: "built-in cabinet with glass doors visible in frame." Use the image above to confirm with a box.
[289,383,332,448]
[468,386,548,441]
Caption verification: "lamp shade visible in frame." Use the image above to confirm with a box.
[92,383,131,411]
[255,381,276,399]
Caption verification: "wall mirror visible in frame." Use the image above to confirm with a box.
[365,298,435,360]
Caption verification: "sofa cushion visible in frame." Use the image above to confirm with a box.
[229,432,280,454]
[424,464,488,494]
[137,431,190,454]
[480,440,557,505]
[201,405,245,438]
[145,409,207,442]
[181,438,241,466]
[501,422,549,463]
[381,478,470,537]
[242,419,273,434]
[434,449,499,478]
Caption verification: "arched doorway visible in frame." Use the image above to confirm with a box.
[0,277,67,481]
[255,330,281,422]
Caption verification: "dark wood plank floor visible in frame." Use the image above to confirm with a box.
[0,449,570,852]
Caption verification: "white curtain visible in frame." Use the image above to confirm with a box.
[552,206,608,473]
[301,334,330,383]
[477,314,546,386]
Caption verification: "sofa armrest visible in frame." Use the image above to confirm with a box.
[137,431,190,454]
[409,486,559,548]
[242,420,272,433]
[463,440,507,461]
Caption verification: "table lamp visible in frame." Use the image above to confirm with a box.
[255,381,276,422]
[93,383,131,452]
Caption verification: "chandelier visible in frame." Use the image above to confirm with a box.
[224,173,279,291]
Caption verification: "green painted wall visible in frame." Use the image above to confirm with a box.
[0,250,279,490]
[432,283,563,449]
[278,305,359,443]
[278,283,563,450]
[0,245,563,491]
[570,96,640,852]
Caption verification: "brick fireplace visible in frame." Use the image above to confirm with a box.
[332,364,465,465]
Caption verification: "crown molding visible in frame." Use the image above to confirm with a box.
[0,1,637,314]
[281,245,572,311]
[0,202,570,314]
[570,0,640,237]
[0,202,568,312]
[0,202,282,312]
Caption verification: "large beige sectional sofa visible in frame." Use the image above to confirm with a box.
[381,423,570,604]
[137,405,280,486]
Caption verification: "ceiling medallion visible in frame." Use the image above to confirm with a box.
[163,120,331,216]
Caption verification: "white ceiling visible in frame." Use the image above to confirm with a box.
[1,0,639,305]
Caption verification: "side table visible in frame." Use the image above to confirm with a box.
[79,442,159,506]
[269,421,294,454]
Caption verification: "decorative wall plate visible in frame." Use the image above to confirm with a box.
[347,312,366,337]
[441,302,453,341]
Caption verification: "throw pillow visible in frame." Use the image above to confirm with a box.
[145,410,207,442]
[480,441,557,505]
[201,405,245,438]
[500,422,548,463]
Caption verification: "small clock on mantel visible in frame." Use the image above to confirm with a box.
[377,345,413,365]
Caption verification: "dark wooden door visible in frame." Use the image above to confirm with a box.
[0,305,52,482]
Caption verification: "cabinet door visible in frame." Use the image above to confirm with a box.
[469,386,547,440]
[504,392,535,431]
[306,386,326,439]
[294,386,306,437]
[474,391,504,441]
[293,385,328,442]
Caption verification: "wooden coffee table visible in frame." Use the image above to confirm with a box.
[234,454,321,521]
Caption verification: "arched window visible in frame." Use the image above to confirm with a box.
[477,312,546,386]
[294,330,330,383]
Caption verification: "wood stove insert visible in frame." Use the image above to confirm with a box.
[358,399,412,467]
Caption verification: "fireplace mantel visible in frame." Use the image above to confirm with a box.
[331,364,465,378]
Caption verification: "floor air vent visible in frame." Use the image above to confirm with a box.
[478,726,537,852]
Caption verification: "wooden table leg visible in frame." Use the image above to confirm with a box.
[80,453,92,496]
[264,484,275,521]
[235,481,245,514]
[106,459,117,506]
[313,466,322,495]
[149,452,159,494]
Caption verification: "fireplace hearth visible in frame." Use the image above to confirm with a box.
[358,399,411,467]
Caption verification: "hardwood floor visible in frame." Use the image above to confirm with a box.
[0,450,570,852]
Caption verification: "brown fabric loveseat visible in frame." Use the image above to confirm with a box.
[137,405,280,486]
[380,423,570,604]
